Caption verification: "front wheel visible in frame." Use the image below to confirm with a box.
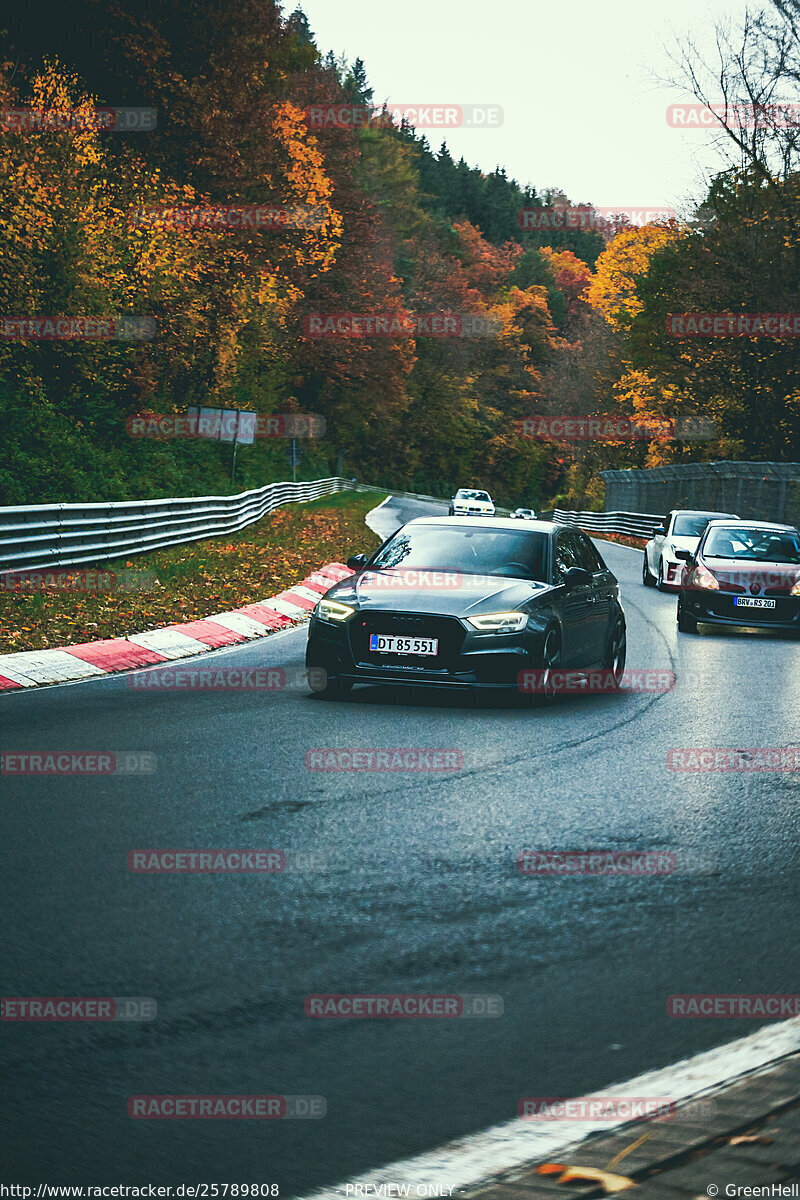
[448,507,454,516]
[530,627,562,707]
[603,617,627,687]
[677,601,698,634]
[642,552,655,587]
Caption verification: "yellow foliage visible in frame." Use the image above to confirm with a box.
[587,225,682,331]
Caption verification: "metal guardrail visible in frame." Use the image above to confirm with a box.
[553,509,664,539]
[0,483,663,576]
[0,477,352,574]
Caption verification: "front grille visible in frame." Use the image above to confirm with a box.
[349,612,467,671]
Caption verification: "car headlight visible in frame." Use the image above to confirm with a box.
[690,564,719,591]
[316,599,355,622]
[791,576,800,596]
[466,611,528,632]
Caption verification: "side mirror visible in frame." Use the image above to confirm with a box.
[346,554,368,571]
[674,549,692,561]
[654,526,666,537]
[563,566,593,590]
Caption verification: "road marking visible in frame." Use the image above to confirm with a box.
[206,611,275,638]
[0,649,106,685]
[267,598,310,619]
[296,1018,800,1200]
[128,629,211,659]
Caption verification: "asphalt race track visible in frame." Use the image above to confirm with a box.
[3,495,799,1194]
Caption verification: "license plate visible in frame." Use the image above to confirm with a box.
[734,597,776,609]
[369,634,438,655]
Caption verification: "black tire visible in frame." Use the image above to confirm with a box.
[642,551,655,587]
[677,601,698,634]
[603,617,627,687]
[448,507,454,516]
[657,558,666,591]
[531,626,562,707]
[307,665,353,699]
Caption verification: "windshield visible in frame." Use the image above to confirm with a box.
[371,525,549,581]
[703,527,800,563]
[456,490,490,502]
[673,514,728,537]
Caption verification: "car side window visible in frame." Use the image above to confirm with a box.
[573,531,605,573]
[554,532,578,580]
[664,512,674,535]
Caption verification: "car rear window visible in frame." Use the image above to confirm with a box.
[673,514,727,536]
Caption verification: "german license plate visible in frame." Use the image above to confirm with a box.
[369,634,438,655]
[734,597,776,609]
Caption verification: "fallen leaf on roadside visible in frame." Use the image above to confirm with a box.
[730,1135,773,1146]
[552,1166,636,1193]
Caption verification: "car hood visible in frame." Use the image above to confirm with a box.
[325,570,554,617]
[701,559,800,593]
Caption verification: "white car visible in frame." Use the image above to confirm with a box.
[643,508,739,591]
[449,488,495,517]
[511,508,537,520]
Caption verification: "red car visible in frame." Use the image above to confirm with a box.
[676,520,800,633]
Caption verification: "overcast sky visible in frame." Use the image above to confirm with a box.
[293,0,753,218]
